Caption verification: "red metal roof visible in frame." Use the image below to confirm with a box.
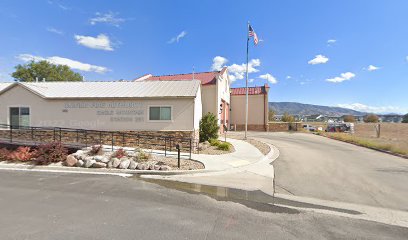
[231,84,269,96]
[137,67,228,85]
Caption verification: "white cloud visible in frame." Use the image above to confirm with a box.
[406,56,408,62]
[227,59,261,83]
[337,103,405,114]
[327,39,336,45]
[16,54,109,73]
[308,54,329,65]
[326,72,355,83]
[210,56,261,83]
[46,27,64,35]
[167,31,187,44]
[259,73,278,84]
[47,0,70,10]
[367,65,380,71]
[248,78,254,83]
[89,12,125,27]
[286,75,292,79]
[74,34,113,51]
[211,56,228,71]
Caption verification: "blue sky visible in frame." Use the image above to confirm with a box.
[0,0,407,114]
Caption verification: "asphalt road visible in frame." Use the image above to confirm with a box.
[247,132,408,211]
[0,170,407,239]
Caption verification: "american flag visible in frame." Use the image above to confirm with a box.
[248,24,259,45]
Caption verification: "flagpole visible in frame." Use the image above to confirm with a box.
[244,21,250,140]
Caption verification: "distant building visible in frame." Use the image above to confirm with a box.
[378,114,403,123]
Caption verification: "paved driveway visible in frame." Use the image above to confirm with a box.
[246,132,408,211]
[0,170,407,239]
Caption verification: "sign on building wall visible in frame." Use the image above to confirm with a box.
[64,101,145,123]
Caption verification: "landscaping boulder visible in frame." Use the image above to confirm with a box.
[92,162,107,168]
[119,158,130,169]
[84,159,96,168]
[154,165,161,170]
[76,159,84,167]
[126,151,137,157]
[94,156,109,163]
[73,150,88,160]
[65,155,78,167]
[84,156,94,162]
[111,158,120,168]
[136,163,147,170]
[160,165,172,171]
[94,156,104,162]
[129,160,137,170]
[199,141,210,151]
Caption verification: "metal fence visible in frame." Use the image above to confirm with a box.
[0,124,193,159]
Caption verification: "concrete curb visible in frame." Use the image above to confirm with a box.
[0,162,215,176]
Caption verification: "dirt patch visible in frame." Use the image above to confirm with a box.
[197,144,235,155]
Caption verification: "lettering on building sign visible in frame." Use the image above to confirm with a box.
[63,101,145,122]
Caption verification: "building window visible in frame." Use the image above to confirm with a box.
[10,107,30,128]
[149,106,171,121]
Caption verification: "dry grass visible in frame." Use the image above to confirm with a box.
[320,123,408,157]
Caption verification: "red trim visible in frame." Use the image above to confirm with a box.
[230,85,268,95]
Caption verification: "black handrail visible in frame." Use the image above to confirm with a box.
[0,123,193,159]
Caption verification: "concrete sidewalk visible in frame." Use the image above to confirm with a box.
[142,137,278,195]
[192,138,266,171]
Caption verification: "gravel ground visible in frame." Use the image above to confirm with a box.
[245,139,270,155]
[150,155,204,170]
[226,132,270,156]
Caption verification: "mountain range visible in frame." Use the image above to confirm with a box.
[269,102,366,117]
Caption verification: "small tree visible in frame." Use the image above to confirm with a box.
[281,112,295,122]
[199,112,219,142]
[402,114,408,123]
[268,110,276,121]
[343,115,355,122]
[364,114,379,123]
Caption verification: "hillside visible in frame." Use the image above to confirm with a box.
[269,102,366,117]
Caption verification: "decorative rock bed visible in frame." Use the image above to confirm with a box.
[64,146,204,171]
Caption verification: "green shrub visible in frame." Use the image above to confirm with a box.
[199,112,219,142]
[403,113,408,123]
[209,138,221,147]
[34,142,68,165]
[217,142,232,151]
[138,149,151,162]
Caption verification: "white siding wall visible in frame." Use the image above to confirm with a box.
[0,85,198,131]
[193,85,203,130]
